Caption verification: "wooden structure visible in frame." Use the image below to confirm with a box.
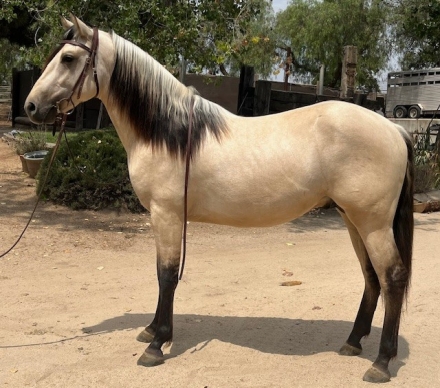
[237,44,383,118]
[340,46,358,99]
[11,68,110,130]
[238,78,383,117]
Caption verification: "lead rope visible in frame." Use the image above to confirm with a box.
[0,114,67,259]
[0,28,100,259]
[179,97,195,281]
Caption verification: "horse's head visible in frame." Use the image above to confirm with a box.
[25,15,113,124]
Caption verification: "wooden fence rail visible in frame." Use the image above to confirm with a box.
[238,78,384,117]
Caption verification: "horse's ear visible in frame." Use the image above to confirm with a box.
[61,16,73,31]
[69,13,93,40]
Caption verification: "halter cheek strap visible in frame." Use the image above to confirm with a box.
[57,27,100,113]
[52,27,100,136]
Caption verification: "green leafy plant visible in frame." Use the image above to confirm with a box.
[413,129,440,193]
[37,129,144,213]
[13,130,49,155]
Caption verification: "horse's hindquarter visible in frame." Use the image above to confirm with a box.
[312,102,408,215]
[190,101,408,227]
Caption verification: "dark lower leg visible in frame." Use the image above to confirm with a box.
[138,263,179,365]
[137,255,162,343]
[341,263,380,355]
[136,295,160,343]
[347,273,380,346]
[363,264,408,382]
[147,298,160,335]
[147,257,162,335]
[150,264,179,347]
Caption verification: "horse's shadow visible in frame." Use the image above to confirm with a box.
[83,313,408,375]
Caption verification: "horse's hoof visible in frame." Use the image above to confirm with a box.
[137,348,164,367]
[136,328,155,343]
[339,343,362,356]
[363,365,391,383]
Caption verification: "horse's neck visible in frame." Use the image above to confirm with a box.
[99,98,142,156]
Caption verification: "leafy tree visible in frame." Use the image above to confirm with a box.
[0,2,35,82]
[0,0,277,81]
[276,0,391,90]
[389,0,440,69]
[0,4,34,46]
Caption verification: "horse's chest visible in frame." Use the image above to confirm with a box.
[127,151,183,209]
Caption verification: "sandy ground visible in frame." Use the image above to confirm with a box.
[0,128,439,387]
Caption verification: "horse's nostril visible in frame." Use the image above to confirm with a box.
[27,102,36,113]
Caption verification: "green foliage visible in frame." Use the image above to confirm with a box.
[0,39,27,84]
[276,0,391,90]
[13,130,49,155]
[1,0,277,79]
[413,130,440,193]
[37,129,144,213]
[389,0,440,69]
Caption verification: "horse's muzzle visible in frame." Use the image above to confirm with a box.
[24,99,58,124]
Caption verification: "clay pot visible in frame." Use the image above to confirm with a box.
[23,150,49,179]
[19,154,29,173]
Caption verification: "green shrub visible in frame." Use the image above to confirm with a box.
[37,129,144,212]
[413,130,440,193]
[13,130,49,155]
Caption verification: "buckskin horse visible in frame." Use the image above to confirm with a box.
[25,15,414,383]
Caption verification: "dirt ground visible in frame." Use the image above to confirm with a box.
[0,126,439,388]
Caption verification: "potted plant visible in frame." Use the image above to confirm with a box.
[13,131,49,178]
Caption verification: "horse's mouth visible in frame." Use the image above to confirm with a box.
[25,103,58,125]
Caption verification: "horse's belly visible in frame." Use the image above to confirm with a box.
[190,193,329,227]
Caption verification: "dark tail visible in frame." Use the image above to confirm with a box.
[393,130,414,299]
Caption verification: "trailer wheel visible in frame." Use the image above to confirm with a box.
[393,106,407,118]
[408,105,421,119]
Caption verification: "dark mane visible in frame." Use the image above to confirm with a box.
[108,32,229,159]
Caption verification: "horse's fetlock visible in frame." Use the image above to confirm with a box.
[156,325,173,341]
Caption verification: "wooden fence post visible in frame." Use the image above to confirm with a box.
[237,65,254,115]
[340,46,357,99]
[317,64,325,96]
[11,68,19,127]
[75,103,84,131]
[284,47,292,91]
[253,80,272,116]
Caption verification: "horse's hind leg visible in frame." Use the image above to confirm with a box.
[346,213,409,383]
[338,212,381,357]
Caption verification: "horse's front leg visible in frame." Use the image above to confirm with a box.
[137,208,182,366]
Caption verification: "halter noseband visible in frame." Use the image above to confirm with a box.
[56,27,100,114]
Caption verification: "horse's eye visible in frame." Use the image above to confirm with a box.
[62,55,74,63]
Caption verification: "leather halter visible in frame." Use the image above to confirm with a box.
[57,27,100,113]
